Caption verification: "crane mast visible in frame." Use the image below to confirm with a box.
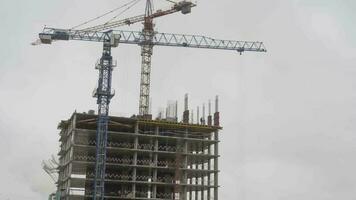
[92,31,118,200]
[139,0,155,117]
[74,0,195,117]
[138,0,193,117]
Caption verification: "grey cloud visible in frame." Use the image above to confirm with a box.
[0,0,355,199]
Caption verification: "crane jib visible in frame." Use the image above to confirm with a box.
[38,29,267,53]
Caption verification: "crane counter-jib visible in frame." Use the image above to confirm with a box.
[39,28,267,52]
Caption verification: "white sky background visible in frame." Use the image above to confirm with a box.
[0,0,356,199]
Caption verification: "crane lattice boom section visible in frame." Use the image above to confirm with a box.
[83,15,145,32]
[40,28,267,52]
[80,1,195,32]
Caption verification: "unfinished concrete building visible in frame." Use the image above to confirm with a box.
[56,97,221,200]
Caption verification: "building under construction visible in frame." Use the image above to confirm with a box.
[56,96,221,200]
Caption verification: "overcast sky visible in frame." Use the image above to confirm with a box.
[0,0,356,199]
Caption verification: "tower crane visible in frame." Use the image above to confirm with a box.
[54,0,196,118]
[35,1,266,199]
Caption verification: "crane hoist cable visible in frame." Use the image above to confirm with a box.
[164,0,177,4]
[105,0,143,24]
[71,0,141,30]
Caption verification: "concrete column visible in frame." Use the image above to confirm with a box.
[67,158,73,198]
[133,122,139,197]
[70,113,76,190]
[207,134,212,200]
[189,163,192,200]
[182,129,189,200]
[195,143,199,200]
[71,113,76,134]
[213,131,219,200]
[153,126,159,199]
[66,178,71,198]
[201,143,205,200]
